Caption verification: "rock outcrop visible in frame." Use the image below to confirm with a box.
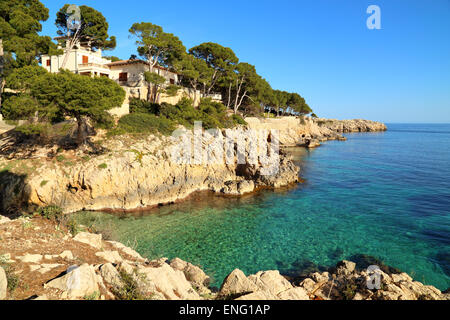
[0,266,7,300]
[245,116,386,148]
[0,127,299,214]
[0,217,447,301]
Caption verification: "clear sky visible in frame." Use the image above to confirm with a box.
[40,0,450,123]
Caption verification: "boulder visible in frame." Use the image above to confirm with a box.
[184,263,211,288]
[73,232,103,249]
[17,254,43,263]
[137,263,200,300]
[0,266,7,299]
[277,287,310,300]
[170,257,188,271]
[169,258,210,288]
[236,290,278,300]
[59,250,74,260]
[95,251,123,263]
[219,269,258,297]
[248,270,293,296]
[0,216,10,225]
[100,263,123,289]
[45,264,99,299]
[336,260,356,275]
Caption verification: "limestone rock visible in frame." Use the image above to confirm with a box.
[0,216,10,225]
[17,254,43,263]
[236,290,278,300]
[45,264,99,299]
[277,287,310,300]
[73,232,102,249]
[219,269,258,297]
[100,263,123,289]
[95,251,123,263]
[0,266,7,300]
[59,250,74,260]
[336,260,356,275]
[248,270,292,296]
[137,263,200,300]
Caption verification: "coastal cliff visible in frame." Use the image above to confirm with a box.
[0,127,299,214]
[0,216,447,300]
[0,117,386,214]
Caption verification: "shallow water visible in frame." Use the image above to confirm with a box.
[77,124,450,290]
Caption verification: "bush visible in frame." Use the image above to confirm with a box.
[112,270,153,300]
[0,257,19,294]
[232,114,247,126]
[36,205,63,221]
[117,113,175,136]
[129,98,161,115]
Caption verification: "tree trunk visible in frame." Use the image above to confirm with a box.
[0,38,4,113]
[75,115,88,146]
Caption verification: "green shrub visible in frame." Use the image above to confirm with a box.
[56,155,65,162]
[112,270,153,300]
[36,205,63,221]
[15,123,51,137]
[0,257,20,294]
[117,113,175,136]
[232,114,247,126]
[129,98,161,115]
[98,163,108,169]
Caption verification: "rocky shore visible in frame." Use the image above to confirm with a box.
[0,216,447,300]
[0,117,386,214]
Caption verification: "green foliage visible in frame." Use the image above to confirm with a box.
[5,65,47,90]
[55,4,116,51]
[36,205,63,221]
[164,84,181,97]
[98,163,107,169]
[129,98,161,115]
[0,0,57,69]
[112,269,153,300]
[129,22,186,69]
[2,95,39,120]
[144,72,166,86]
[84,291,100,300]
[232,114,247,125]
[0,256,19,294]
[40,180,48,187]
[56,155,65,162]
[117,113,175,136]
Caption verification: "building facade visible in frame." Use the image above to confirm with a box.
[40,39,204,116]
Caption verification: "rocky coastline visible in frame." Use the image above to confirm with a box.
[2,116,424,301]
[0,117,386,214]
[0,216,447,300]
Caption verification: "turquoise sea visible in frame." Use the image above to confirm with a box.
[77,124,450,290]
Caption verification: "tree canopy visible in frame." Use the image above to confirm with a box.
[55,4,116,51]
[129,22,186,102]
[4,67,125,144]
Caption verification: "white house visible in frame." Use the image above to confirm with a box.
[40,38,209,116]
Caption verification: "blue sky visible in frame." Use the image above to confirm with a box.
[40,0,450,123]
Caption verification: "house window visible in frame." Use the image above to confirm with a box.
[119,72,128,82]
[170,78,175,85]
[82,55,88,64]
[46,59,51,67]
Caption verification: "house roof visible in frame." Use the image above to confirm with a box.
[106,59,179,74]
[106,59,148,67]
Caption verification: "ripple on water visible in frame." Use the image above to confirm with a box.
[75,124,450,290]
